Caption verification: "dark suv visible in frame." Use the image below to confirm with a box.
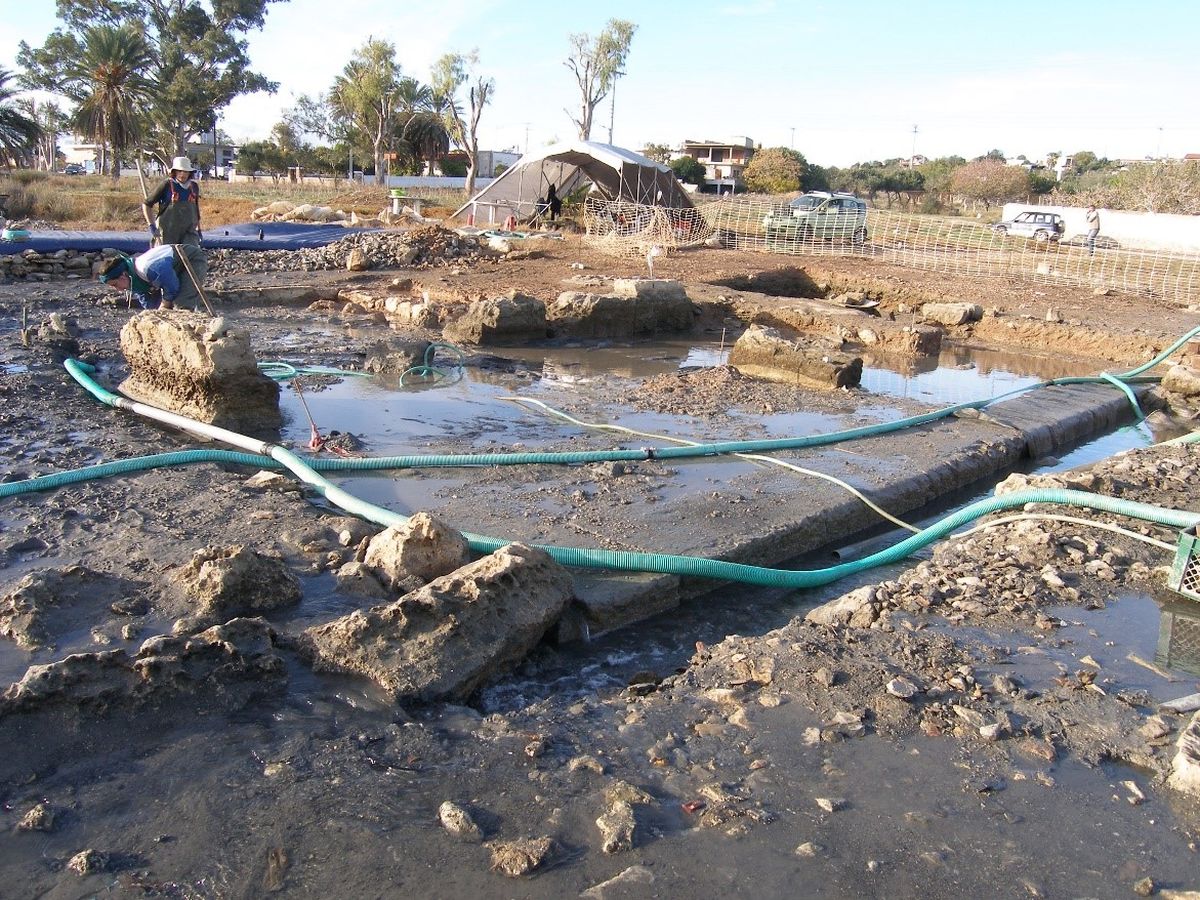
[992,210,1065,243]
[763,191,868,246]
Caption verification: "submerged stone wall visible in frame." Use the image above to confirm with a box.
[728,323,863,389]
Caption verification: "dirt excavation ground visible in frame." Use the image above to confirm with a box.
[2,226,1200,898]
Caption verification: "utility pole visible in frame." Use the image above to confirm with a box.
[1157,126,1163,160]
[911,124,918,166]
[790,127,795,149]
[607,69,625,145]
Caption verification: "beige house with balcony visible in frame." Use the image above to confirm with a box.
[677,136,756,193]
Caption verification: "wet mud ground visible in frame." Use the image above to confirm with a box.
[0,239,1199,898]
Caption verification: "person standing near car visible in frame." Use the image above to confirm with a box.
[144,156,202,247]
[1085,204,1100,255]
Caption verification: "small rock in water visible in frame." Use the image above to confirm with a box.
[67,849,109,876]
[438,801,484,841]
[579,865,654,898]
[816,797,846,813]
[17,802,58,832]
[979,722,1004,741]
[568,755,606,774]
[596,800,636,853]
[604,780,653,806]
[487,837,556,877]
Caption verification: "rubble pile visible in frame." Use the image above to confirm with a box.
[207,225,484,275]
[851,448,1199,629]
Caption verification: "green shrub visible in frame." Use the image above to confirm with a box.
[100,194,139,221]
[670,156,706,187]
[743,147,808,194]
[40,192,76,222]
[1,180,78,222]
[918,195,945,215]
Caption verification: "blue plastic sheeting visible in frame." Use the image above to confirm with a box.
[0,221,379,256]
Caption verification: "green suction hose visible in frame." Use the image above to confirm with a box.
[261,443,1200,588]
[38,358,1200,590]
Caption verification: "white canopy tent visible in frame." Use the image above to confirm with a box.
[452,140,693,225]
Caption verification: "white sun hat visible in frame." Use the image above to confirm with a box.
[169,156,196,172]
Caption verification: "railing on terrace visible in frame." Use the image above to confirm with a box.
[582,196,1200,306]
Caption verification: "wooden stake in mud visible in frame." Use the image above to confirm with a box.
[175,245,214,317]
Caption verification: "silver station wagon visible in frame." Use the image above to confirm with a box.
[992,211,1065,243]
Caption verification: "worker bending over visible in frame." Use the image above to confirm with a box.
[97,243,207,310]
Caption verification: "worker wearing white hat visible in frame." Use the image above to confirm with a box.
[144,155,203,247]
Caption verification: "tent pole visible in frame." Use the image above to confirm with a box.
[518,163,525,220]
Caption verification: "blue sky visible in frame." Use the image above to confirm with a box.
[4,0,1198,166]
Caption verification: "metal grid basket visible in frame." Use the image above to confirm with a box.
[1156,599,1200,678]
[1168,525,1200,602]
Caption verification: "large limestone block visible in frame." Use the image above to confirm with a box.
[921,302,983,327]
[251,200,294,220]
[443,290,547,345]
[119,311,281,433]
[301,543,573,702]
[383,296,438,327]
[611,278,687,302]
[728,324,862,389]
[171,545,301,632]
[364,512,471,587]
[805,585,879,627]
[546,290,693,339]
[1162,363,1200,398]
[1169,711,1200,797]
[363,340,432,376]
[1,618,283,715]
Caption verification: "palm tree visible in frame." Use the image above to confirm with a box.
[0,68,41,167]
[401,110,449,176]
[394,77,447,175]
[66,24,153,179]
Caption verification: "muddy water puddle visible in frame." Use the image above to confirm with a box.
[274,337,1122,460]
[273,336,1180,685]
[274,336,1123,508]
[1046,591,1200,694]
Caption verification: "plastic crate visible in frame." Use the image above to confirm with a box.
[1169,525,1200,602]
[1155,599,1200,678]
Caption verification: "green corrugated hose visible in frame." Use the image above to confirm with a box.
[15,357,1196,588]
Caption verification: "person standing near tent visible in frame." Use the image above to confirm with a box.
[546,183,562,221]
[144,156,203,247]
